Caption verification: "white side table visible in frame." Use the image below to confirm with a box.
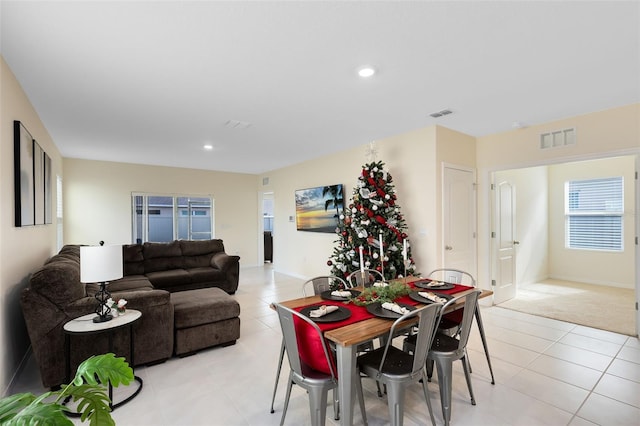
[63,309,143,411]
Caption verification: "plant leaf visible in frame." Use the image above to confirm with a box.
[3,398,72,426]
[72,353,133,388]
[65,384,113,425]
[0,393,36,422]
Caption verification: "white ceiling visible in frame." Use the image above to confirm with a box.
[1,1,639,174]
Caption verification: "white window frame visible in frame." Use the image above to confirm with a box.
[132,193,215,243]
[564,176,623,252]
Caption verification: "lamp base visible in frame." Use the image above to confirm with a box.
[93,313,113,323]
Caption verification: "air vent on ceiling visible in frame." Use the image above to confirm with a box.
[540,127,576,149]
[429,109,453,118]
[224,119,251,129]
[262,177,269,186]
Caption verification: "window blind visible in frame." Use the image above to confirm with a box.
[565,177,623,251]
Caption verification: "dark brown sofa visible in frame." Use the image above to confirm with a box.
[21,239,240,389]
[121,239,240,294]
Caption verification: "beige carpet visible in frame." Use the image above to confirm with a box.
[497,279,637,336]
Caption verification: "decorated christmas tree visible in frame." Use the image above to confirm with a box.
[327,148,417,282]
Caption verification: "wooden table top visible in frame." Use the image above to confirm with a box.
[276,285,493,348]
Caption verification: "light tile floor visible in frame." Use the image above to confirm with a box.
[11,265,640,425]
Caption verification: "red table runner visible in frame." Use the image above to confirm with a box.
[293,280,473,375]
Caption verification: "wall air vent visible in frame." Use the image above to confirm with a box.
[540,127,576,149]
[224,119,251,129]
[429,109,453,118]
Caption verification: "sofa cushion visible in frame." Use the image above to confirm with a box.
[145,269,191,289]
[29,259,85,307]
[86,275,153,297]
[171,288,240,329]
[180,239,224,256]
[186,267,226,284]
[143,241,184,272]
[123,244,145,275]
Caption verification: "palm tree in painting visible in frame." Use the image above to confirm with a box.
[323,185,343,221]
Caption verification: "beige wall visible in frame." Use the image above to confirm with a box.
[548,156,635,288]
[477,104,640,290]
[260,125,476,280]
[0,57,62,394]
[63,159,259,265]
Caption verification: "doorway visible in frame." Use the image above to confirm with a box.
[490,155,637,335]
[262,192,274,263]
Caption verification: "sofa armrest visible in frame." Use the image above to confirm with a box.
[210,252,240,294]
[210,252,239,271]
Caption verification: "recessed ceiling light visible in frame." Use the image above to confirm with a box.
[357,66,376,78]
[203,144,213,151]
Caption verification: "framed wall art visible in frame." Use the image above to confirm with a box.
[295,184,344,233]
[14,121,35,227]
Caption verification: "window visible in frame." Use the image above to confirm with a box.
[565,177,623,251]
[132,193,214,243]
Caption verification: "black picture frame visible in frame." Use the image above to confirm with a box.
[44,152,53,224]
[14,121,34,227]
[295,184,344,233]
[34,141,45,225]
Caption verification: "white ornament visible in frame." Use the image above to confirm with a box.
[365,261,371,268]
[352,207,357,213]
[373,252,379,259]
[385,194,390,200]
[373,167,379,172]
[339,214,345,220]
[372,205,378,211]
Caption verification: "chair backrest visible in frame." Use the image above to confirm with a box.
[272,302,336,379]
[439,289,481,351]
[428,268,476,287]
[346,269,384,288]
[302,275,347,296]
[378,303,442,376]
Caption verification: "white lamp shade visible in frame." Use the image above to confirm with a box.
[80,245,123,283]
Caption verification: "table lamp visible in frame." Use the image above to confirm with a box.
[80,242,123,323]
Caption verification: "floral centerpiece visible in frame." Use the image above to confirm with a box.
[349,281,411,306]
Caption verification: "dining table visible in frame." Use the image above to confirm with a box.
[276,277,493,426]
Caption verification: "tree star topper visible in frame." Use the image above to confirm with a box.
[365,141,378,162]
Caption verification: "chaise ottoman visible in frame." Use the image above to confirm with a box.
[170,287,241,356]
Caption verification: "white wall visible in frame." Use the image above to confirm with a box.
[63,159,260,266]
[548,156,636,288]
[0,57,62,394]
[477,104,640,292]
[494,166,549,285]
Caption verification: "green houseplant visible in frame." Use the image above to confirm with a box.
[0,353,134,426]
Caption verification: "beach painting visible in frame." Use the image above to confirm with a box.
[295,184,344,233]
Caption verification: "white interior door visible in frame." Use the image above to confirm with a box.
[493,178,517,304]
[635,155,639,335]
[443,165,476,276]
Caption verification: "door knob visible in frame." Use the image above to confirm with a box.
[513,240,520,245]
[445,245,453,250]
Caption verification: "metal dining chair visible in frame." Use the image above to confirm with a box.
[427,268,495,385]
[346,268,385,288]
[272,302,367,426]
[270,275,348,416]
[303,275,349,296]
[403,289,481,426]
[356,302,443,426]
